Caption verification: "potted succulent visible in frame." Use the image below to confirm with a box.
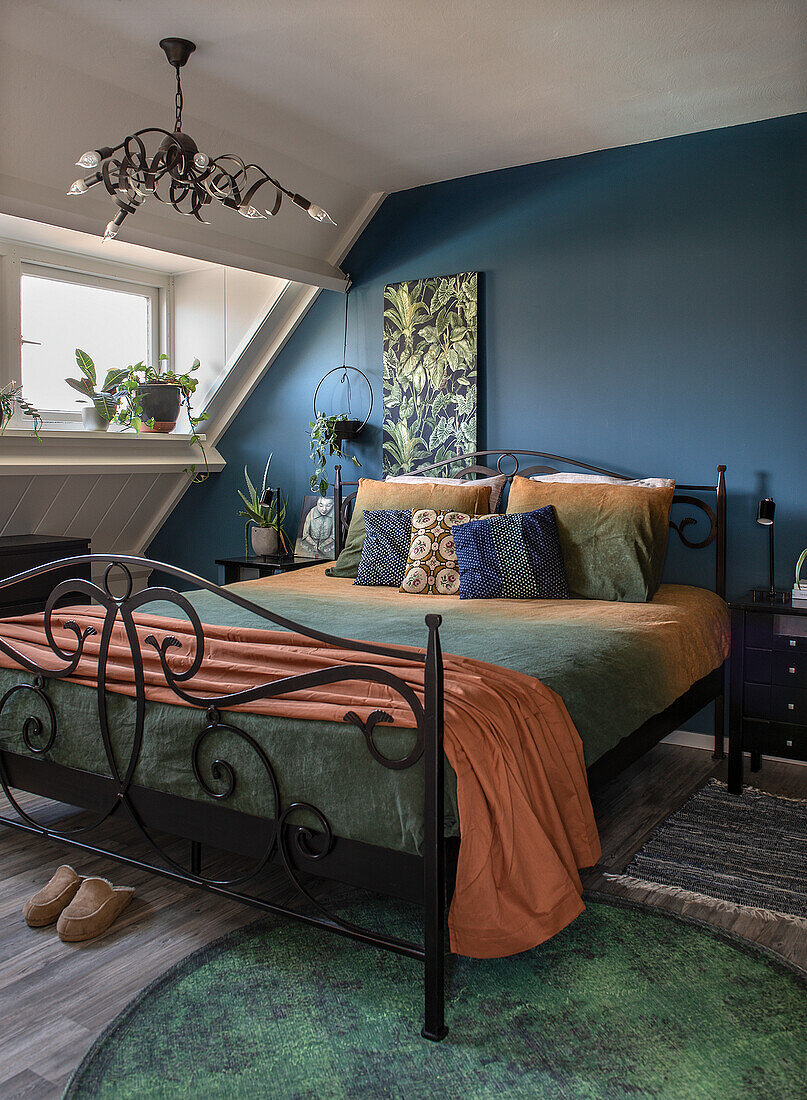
[0,381,42,436]
[308,412,361,497]
[238,455,291,557]
[67,350,128,431]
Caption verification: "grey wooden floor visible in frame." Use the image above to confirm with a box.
[0,744,805,1098]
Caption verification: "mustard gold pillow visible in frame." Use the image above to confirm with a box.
[328,478,492,579]
[505,476,674,602]
[399,509,471,596]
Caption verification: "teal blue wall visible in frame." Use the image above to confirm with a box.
[151,113,806,598]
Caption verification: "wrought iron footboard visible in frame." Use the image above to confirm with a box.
[0,555,448,1041]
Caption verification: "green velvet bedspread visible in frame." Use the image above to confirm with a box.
[0,567,729,855]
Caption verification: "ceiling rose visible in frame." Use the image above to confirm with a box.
[67,37,336,240]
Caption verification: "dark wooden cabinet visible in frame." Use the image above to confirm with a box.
[0,534,92,617]
[728,593,807,792]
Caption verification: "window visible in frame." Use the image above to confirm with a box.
[20,264,159,420]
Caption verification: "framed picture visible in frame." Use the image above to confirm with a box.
[294,495,336,560]
[382,271,478,477]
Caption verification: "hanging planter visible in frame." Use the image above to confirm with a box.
[312,366,373,451]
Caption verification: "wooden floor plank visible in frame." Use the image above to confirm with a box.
[0,745,805,1090]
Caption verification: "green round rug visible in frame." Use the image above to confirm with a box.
[66,894,806,1100]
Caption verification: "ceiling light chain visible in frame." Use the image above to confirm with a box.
[67,37,336,240]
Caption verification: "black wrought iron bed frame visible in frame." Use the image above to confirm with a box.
[0,449,726,1042]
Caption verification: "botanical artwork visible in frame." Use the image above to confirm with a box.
[382,271,477,476]
[294,495,336,560]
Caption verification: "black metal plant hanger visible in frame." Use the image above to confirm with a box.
[67,38,336,240]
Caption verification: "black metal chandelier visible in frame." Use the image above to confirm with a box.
[67,38,336,240]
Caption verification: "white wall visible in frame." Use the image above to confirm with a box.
[173,267,286,414]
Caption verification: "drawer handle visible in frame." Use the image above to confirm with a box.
[790,639,797,647]
[787,703,795,711]
[786,740,793,748]
[789,667,796,674]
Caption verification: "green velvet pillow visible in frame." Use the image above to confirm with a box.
[328,478,492,579]
[505,477,674,602]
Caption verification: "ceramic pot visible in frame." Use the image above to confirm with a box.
[330,418,362,453]
[251,526,279,557]
[136,384,181,433]
[81,405,110,432]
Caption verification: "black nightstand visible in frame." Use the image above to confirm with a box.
[728,592,807,793]
[0,534,92,616]
[215,554,325,585]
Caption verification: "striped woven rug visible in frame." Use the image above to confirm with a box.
[608,779,807,922]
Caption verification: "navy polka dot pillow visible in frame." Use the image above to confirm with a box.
[451,507,569,600]
[354,509,413,587]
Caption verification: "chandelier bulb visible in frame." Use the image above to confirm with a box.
[67,178,89,196]
[193,152,210,170]
[76,150,101,169]
[103,221,119,241]
[307,203,337,226]
[238,203,267,219]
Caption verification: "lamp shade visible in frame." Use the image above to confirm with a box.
[756,498,775,526]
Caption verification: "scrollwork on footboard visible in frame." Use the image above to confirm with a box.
[0,553,440,991]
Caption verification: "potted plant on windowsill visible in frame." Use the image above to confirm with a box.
[67,350,128,431]
[0,382,42,436]
[110,354,210,482]
[308,412,361,497]
[238,455,290,557]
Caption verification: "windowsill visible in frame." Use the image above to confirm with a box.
[0,426,222,476]
[1,427,206,442]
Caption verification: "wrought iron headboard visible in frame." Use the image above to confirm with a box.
[333,450,727,599]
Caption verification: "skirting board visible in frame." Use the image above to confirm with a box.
[664,729,807,768]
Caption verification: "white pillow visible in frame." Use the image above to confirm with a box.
[530,472,675,489]
[385,473,507,511]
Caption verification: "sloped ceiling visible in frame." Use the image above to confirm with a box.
[1,1,804,286]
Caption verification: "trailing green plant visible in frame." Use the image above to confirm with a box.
[308,412,360,497]
[237,454,290,557]
[0,381,42,437]
[67,350,129,422]
[105,353,211,483]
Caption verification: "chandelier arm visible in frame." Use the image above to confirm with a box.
[241,175,283,216]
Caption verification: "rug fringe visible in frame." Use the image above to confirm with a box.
[602,873,807,928]
[709,777,807,805]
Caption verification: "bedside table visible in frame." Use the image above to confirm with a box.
[728,592,807,793]
[0,534,92,616]
[215,554,325,585]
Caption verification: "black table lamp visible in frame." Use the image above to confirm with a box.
[753,497,785,603]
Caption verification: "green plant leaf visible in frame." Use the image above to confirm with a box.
[75,349,96,385]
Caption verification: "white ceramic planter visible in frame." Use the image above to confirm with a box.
[251,526,279,557]
[81,406,110,432]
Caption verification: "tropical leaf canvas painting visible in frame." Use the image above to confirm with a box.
[382,271,477,476]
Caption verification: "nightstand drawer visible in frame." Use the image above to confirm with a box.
[772,613,807,651]
[744,719,807,761]
[771,686,807,724]
[773,651,807,687]
[744,648,772,684]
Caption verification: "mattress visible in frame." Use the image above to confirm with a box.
[0,565,729,854]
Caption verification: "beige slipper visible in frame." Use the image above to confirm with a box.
[23,865,83,927]
[56,877,135,942]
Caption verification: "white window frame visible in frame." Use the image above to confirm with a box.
[0,241,171,428]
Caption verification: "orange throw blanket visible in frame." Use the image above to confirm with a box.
[0,608,600,958]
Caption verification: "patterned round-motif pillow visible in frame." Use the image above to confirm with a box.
[399,510,471,596]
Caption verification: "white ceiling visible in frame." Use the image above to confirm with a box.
[1,1,804,283]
